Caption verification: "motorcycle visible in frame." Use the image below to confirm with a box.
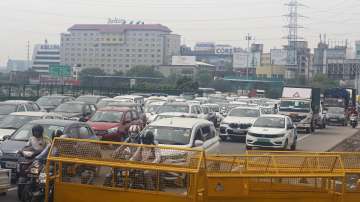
[350,114,358,128]
[17,146,51,202]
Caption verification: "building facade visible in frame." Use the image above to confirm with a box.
[31,41,60,73]
[6,59,29,72]
[60,24,180,74]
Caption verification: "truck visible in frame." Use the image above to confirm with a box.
[323,88,356,109]
[278,87,321,133]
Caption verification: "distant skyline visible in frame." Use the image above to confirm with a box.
[1,0,360,65]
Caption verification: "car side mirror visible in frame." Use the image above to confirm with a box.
[194,140,204,147]
[2,135,10,140]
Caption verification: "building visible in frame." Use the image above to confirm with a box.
[232,44,263,77]
[6,59,29,72]
[60,23,180,74]
[256,65,286,80]
[31,40,60,73]
[155,56,216,78]
[355,41,360,59]
[284,41,311,80]
[193,42,215,55]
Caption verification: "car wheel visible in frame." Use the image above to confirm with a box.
[246,146,252,150]
[322,121,326,129]
[220,136,227,141]
[283,140,289,150]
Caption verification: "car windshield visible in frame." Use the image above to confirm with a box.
[0,104,17,115]
[0,115,40,129]
[145,105,162,113]
[280,100,310,113]
[157,105,189,114]
[11,123,64,141]
[55,103,83,113]
[228,108,260,117]
[261,108,273,115]
[327,107,344,114]
[253,117,285,129]
[144,126,191,145]
[90,111,124,122]
[76,97,99,104]
[36,97,63,106]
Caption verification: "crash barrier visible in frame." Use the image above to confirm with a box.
[45,138,206,202]
[45,138,355,202]
[247,151,360,202]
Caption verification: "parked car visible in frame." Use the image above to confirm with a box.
[156,102,203,119]
[246,115,297,150]
[0,119,97,179]
[142,117,219,153]
[96,98,127,109]
[87,107,143,141]
[220,107,262,142]
[113,95,144,106]
[0,112,65,141]
[145,101,166,123]
[107,102,146,126]
[326,107,347,126]
[36,95,75,112]
[75,95,108,105]
[0,100,42,121]
[54,101,96,121]
[153,112,197,122]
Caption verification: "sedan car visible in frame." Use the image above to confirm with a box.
[0,100,42,121]
[0,119,97,179]
[0,112,65,141]
[54,101,96,121]
[36,95,75,112]
[246,115,297,150]
[142,117,219,153]
[75,95,108,105]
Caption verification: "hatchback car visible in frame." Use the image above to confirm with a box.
[54,101,96,121]
[87,107,143,141]
[246,115,297,150]
[142,117,219,153]
[0,119,97,178]
[36,95,75,112]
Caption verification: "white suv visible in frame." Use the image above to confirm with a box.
[220,107,261,142]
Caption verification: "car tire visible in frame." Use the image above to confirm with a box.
[322,121,326,129]
[220,136,227,141]
[246,146,252,150]
[283,140,289,150]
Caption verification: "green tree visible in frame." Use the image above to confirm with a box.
[176,77,199,92]
[79,68,106,87]
[126,65,164,78]
[112,70,124,76]
[195,70,213,87]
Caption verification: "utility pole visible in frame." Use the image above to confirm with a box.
[245,33,252,80]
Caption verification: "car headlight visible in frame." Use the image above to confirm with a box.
[107,127,118,134]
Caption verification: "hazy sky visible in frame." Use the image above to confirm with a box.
[1,0,360,65]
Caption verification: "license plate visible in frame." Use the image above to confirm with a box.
[258,138,270,143]
[5,161,17,169]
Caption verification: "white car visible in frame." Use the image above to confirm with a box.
[0,111,65,141]
[220,107,261,142]
[246,115,297,150]
[142,117,219,153]
[145,101,166,122]
[156,102,204,119]
[153,112,197,122]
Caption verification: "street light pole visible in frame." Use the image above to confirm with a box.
[245,33,252,80]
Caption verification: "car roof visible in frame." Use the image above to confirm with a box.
[27,119,80,126]
[77,95,105,98]
[62,101,87,105]
[260,114,288,118]
[150,117,211,129]
[232,106,260,110]
[10,112,48,117]
[4,100,33,104]
[109,102,139,107]
[148,101,165,105]
[41,95,72,98]
[97,107,131,112]
[164,102,191,106]
[157,112,195,116]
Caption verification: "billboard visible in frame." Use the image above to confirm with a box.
[215,45,233,55]
[49,65,72,77]
[194,42,215,52]
[172,56,196,66]
[282,87,312,99]
[270,49,288,65]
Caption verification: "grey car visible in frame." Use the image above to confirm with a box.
[0,119,97,179]
[36,95,75,112]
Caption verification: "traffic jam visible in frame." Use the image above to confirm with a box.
[0,86,358,201]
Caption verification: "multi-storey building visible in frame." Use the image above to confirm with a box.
[31,40,60,73]
[60,23,180,74]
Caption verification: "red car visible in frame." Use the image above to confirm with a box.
[87,107,143,142]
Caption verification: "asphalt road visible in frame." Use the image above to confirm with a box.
[1,125,358,202]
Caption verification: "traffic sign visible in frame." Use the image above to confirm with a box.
[49,65,72,77]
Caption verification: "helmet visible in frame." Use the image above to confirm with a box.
[141,131,155,145]
[32,125,44,138]
[129,125,141,140]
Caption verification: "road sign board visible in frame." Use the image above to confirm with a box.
[49,65,72,77]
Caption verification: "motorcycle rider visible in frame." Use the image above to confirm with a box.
[130,131,161,190]
[25,125,50,154]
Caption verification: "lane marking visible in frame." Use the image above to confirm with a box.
[297,134,312,142]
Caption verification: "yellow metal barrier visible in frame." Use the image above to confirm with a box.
[45,138,206,202]
[45,138,355,202]
[247,151,360,202]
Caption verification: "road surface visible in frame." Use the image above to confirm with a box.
[1,125,358,202]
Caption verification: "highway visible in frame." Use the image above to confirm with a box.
[2,125,358,202]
